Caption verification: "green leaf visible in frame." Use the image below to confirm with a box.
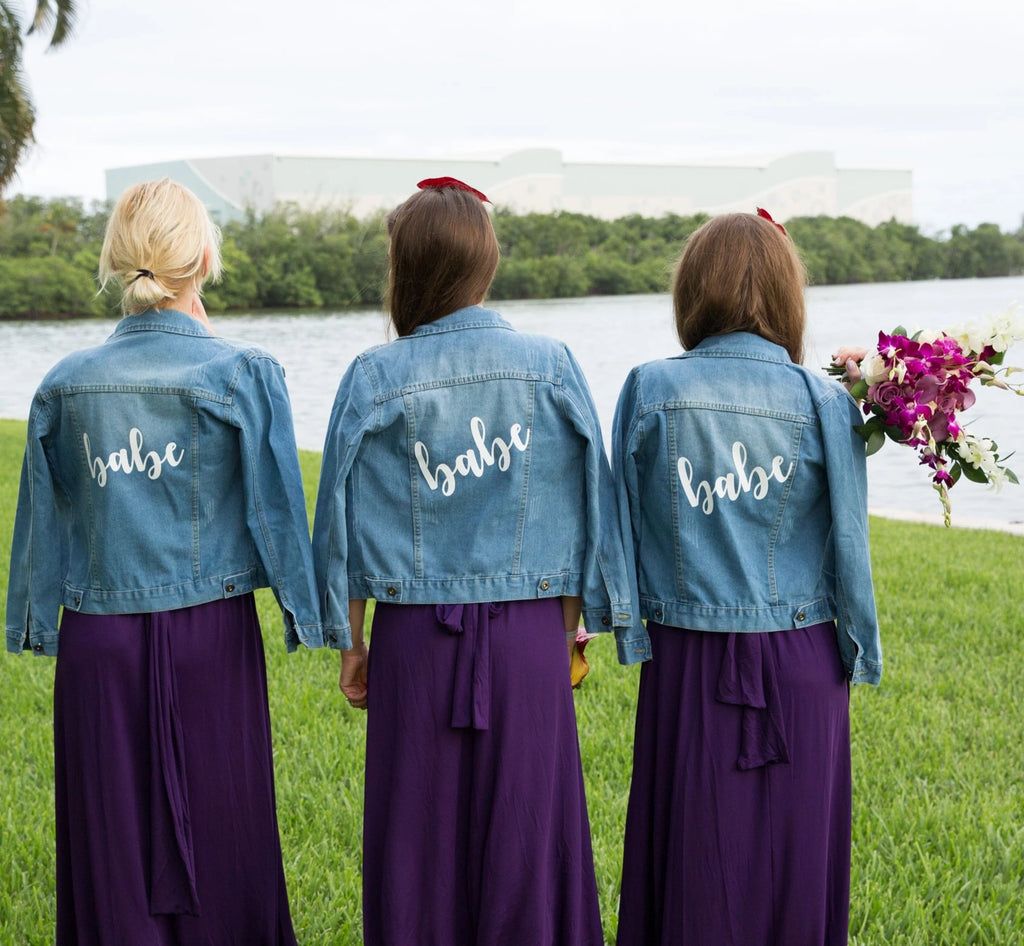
[854,421,888,457]
[959,462,989,485]
[853,420,877,440]
[849,379,870,400]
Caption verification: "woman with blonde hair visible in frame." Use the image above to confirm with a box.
[613,210,881,946]
[313,177,650,945]
[6,178,322,945]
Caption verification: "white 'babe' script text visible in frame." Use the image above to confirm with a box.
[677,441,793,514]
[415,416,531,496]
[83,427,185,487]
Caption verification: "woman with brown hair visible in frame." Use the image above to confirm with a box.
[612,211,881,945]
[313,177,649,945]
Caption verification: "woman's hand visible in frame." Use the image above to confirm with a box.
[561,595,582,660]
[340,641,369,709]
[831,346,869,385]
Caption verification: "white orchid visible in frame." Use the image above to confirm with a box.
[988,306,1024,353]
[987,466,1011,493]
[946,305,1024,355]
[954,434,998,471]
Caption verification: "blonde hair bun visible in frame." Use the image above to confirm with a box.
[99,178,223,315]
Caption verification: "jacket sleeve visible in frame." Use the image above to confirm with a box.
[560,348,650,664]
[311,357,376,651]
[820,387,883,685]
[611,368,653,665]
[5,400,65,656]
[234,354,325,651]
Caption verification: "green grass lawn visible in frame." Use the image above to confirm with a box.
[1,417,1023,944]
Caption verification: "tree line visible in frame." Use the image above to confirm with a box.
[1,194,1023,319]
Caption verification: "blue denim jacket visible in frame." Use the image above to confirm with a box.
[613,332,881,685]
[312,306,651,664]
[6,308,325,656]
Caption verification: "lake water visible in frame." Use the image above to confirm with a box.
[3,277,1023,532]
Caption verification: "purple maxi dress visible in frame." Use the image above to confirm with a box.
[616,620,851,946]
[362,597,605,946]
[53,594,297,946]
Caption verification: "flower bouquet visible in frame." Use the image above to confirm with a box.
[570,628,597,689]
[828,308,1024,526]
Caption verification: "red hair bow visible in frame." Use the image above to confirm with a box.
[756,207,787,236]
[417,177,490,203]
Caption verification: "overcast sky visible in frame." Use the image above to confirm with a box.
[12,0,1024,234]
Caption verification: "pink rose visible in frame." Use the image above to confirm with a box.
[868,381,904,411]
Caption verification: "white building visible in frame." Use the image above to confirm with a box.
[106,149,911,226]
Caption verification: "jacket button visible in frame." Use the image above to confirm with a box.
[387,587,397,597]
[328,634,338,644]
[539,580,550,591]
[601,616,611,626]
[225,583,235,593]
[654,609,663,619]
[73,596,81,607]
[32,643,43,652]
[796,611,806,622]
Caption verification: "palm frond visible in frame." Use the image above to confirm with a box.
[0,1,37,193]
[27,0,76,48]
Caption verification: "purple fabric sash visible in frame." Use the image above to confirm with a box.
[435,603,504,730]
[146,611,200,916]
[715,633,790,770]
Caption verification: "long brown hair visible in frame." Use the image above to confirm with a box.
[386,186,500,337]
[673,213,807,363]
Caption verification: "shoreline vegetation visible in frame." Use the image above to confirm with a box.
[1,195,1023,319]
[2,417,1024,944]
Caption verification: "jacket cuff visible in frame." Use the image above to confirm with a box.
[581,600,636,632]
[614,623,653,665]
[323,623,353,650]
[285,621,326,652]
[6,626,58,657]
[850,659,882,686]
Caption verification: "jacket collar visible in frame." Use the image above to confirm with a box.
[408,306,514,338]
[685,331,791,362]
[110,308,213,339]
